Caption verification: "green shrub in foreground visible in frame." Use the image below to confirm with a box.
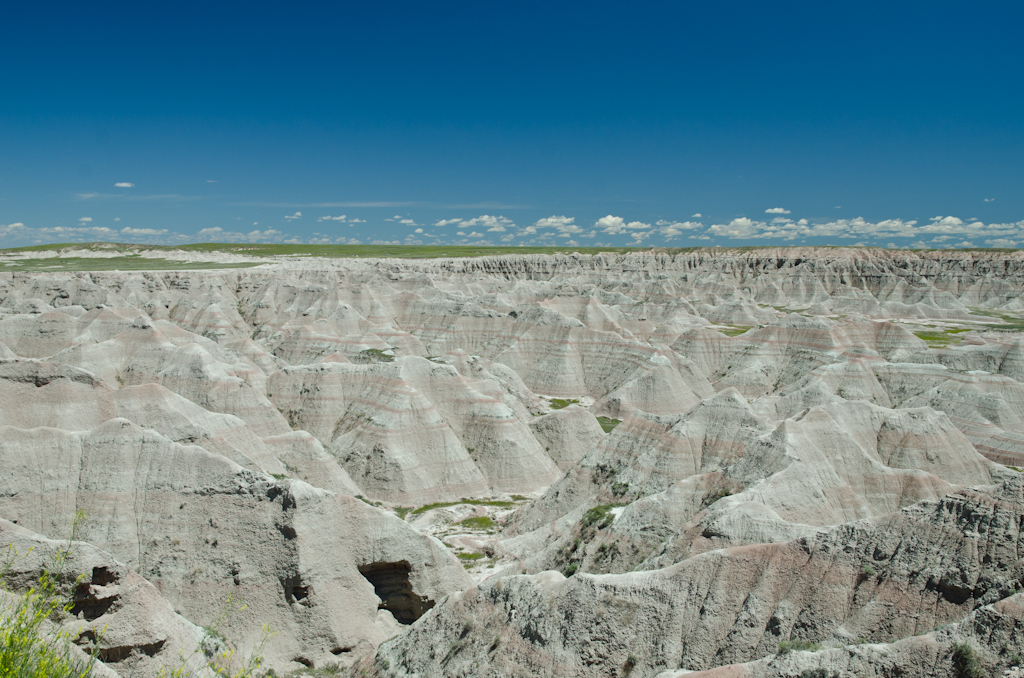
[1,516,98,678]
[2,512,272,678]
[0,570,96,678]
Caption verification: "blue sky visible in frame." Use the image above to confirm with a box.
[1,1,1022,249]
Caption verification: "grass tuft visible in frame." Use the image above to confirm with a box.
[456,516,495,530]
[777,639,821,654]
[409,498,516,515]
[580,504,624,530]
[951,642,985,678]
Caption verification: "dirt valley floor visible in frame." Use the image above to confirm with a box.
[3,246,1024,677]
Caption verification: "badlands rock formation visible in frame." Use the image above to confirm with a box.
[1,247,1024,677]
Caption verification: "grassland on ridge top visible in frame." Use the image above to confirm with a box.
[0,242,645,271]
[1,241,1021,273]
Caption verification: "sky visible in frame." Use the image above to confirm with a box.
[1,0,1022,250]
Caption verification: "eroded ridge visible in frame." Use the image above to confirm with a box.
[1,247,1024,676]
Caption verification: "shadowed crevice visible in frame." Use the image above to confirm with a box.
[358,560,434,624]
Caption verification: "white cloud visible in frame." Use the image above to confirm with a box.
[399,218,419,225]
[765,208,791,214]
[349,218,366,223]
[206,179,218,183]
[114,182,135,188]
[955,241,975,247]
[698,214,1024,244]
[318,215,347,222]
[595,215,624,233]
[458,215,513,232]
[284,211,302,220]
[709,217,761,238]
[414,228,423,234]
[114,217,120,222]
[78,217,93,222]
[535,215,575,229]
[595,215,651,235]
[190,228,285,243]
[655,220,703,239]
[434,218,463,227]
[987,239,1017,248]
[985,198,995,202]
[120,227,168,236]
[527,216,585,238]
[691,213,702,218]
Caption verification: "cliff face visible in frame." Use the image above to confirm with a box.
[1,247,1024,677]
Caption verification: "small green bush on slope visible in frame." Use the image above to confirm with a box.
[0,513,98,678]
[1,512,271,678]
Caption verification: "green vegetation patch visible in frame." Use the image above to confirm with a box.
[0,255,259,272]
[580,504,624,530]
[0,241,645,268]
[717,325,752,337]
[359,348,395,362]
[548,398,580,410]
[456,516,496,530]
[409,498,517,515]
[968,308,1024,332]
[913,330,966,348]
[457,552,485,561]
[777,639,821,655]
[951,642,985,678]
[596,416,621,433]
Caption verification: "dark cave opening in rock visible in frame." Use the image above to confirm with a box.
[358,560,435,625]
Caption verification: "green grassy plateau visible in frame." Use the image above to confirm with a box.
[0,242,644,271]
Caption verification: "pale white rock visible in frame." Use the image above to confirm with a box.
[0,419,470,674]
[528,405,607,471]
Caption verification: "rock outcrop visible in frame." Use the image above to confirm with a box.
[0,247,1023,676]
